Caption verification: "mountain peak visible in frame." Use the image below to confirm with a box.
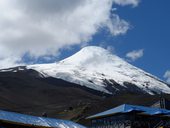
[61,46,122,67]
[27,46,170,95]
[79,46,110,54]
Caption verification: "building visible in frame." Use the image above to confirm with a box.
[87,104,170,128]
[0,109,86,128]
[151,96,170,110]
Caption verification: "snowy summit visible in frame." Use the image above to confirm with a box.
[25,46,170,95]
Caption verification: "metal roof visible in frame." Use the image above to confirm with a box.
[0,110,86,128]
[87,104,170,119]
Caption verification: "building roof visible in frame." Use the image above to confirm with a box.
[0,110,86,128]
[87,104,170,119]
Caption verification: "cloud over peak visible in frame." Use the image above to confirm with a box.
[0,0,140,68]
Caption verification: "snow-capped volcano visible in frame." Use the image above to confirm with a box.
[26,46,170,95]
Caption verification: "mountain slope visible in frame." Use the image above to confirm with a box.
[1,46,170,125]
[25,46,170,95]
[0,69,102,117]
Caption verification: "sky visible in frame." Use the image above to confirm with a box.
[0,0,170,83]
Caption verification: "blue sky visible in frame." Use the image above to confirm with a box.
[58,0,170,81]
[0,0,170,82]
[114,0,170,80]
[109,0,170,80]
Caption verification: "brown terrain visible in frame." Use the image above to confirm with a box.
[0,68,170,126]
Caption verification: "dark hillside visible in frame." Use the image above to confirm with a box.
[0,68,170,126]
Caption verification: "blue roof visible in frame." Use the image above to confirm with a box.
[0,110,86,128]
[87,104,170,119]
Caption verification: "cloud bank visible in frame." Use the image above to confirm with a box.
[126,49,144,61]
[0,0,140,68]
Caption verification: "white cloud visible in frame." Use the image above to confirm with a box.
[126,49,144,61]
[99,42,115,53]
[112,0,140,7]
[106,46,115,53]
[0,0,140,68]
[164,70,170,84]
[106,14,130,36]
